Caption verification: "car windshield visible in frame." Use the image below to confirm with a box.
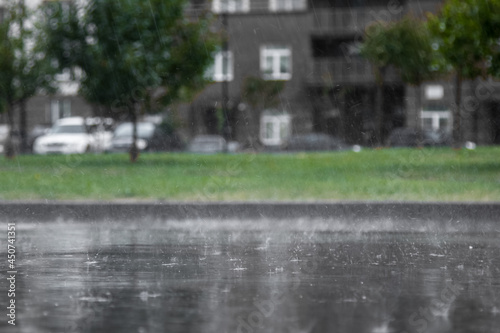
[114,123,155,138]
[50,125,87,134]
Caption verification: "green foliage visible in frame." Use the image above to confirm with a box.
[0,0,56,108]
[0,19,16,107]
[360,16,437,85]
[360,22,393,74]
[427,0,500,79]
[241,76,285,110]
[0,0,58,157]
[427,0,500,147]
[42,0,220,110]
[481,1,500,77]
[389,16,437,86]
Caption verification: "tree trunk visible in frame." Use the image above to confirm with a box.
[472,80,479,144]
[473,102,479,144]
[329,87,345,143]
[5,103,16,159]
[375,67,386,147]
[19,99,27,153]
[415,84,423,148]
[453,72,462,149]
[336,94,346,144]
[221,12,231,146]
[129,105,139,162]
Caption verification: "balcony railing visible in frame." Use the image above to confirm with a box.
[307,58,399,86]
[311,8,404,34]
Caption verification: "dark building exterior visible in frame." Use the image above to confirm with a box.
[181,0,500,147]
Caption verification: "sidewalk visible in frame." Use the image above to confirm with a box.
[1,200,499,223]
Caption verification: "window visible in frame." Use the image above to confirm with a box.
[260,46,292,80]
[206,51,233,82]
[50,100,60,123]
[51,125,86,134]
[269,0,307,11]
[114,123,156,138]
[50,99,72,123]
[62,99,71,118]
[425,85,444,100]
[311,37,361,58]
[421,110,451,132]
[212,0,250,13]
[260,111,291,146]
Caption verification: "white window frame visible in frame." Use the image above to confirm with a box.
[260,112,291,146]
[212,0,250,13]
[269,0,307,12]
[260,45,292,81]
[420,110,451,132]
[212,51,233,82]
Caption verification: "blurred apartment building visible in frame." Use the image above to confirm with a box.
[184,0,500,147]
[2,0,500,147]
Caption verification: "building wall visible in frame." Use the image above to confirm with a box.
[185,0,423,146]
[187,0,500,147]
[405,77,500,145]
[0,94,95,133]
[190,10,314,147]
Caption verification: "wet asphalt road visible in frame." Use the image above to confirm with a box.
[1,218,500,333]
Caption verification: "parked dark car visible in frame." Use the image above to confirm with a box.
[387,128,451,147]
[108,122,184,152]
[283,133,348,151]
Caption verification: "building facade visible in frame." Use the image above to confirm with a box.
[182,0,500,147]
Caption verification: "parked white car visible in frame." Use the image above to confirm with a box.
[33,117,105,154]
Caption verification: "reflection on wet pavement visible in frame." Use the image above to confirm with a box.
[1,218,500,333]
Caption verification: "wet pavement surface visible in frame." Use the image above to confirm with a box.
[1,218,500,333]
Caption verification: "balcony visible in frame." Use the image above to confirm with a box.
[307,58,399,86]
[311,7,404,35]
[308,58,373,85]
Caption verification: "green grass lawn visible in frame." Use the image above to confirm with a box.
[1,147,499,202]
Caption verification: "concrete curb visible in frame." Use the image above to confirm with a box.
[0,201,499,223]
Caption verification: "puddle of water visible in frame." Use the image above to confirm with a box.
[1,219,499,333]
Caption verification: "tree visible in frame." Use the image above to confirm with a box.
[360,22,394,146]
[389,16,437,147]
[427,0,500,148]
[42,0,219,162]
[483,2,500,78]
[0,0,56,158]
